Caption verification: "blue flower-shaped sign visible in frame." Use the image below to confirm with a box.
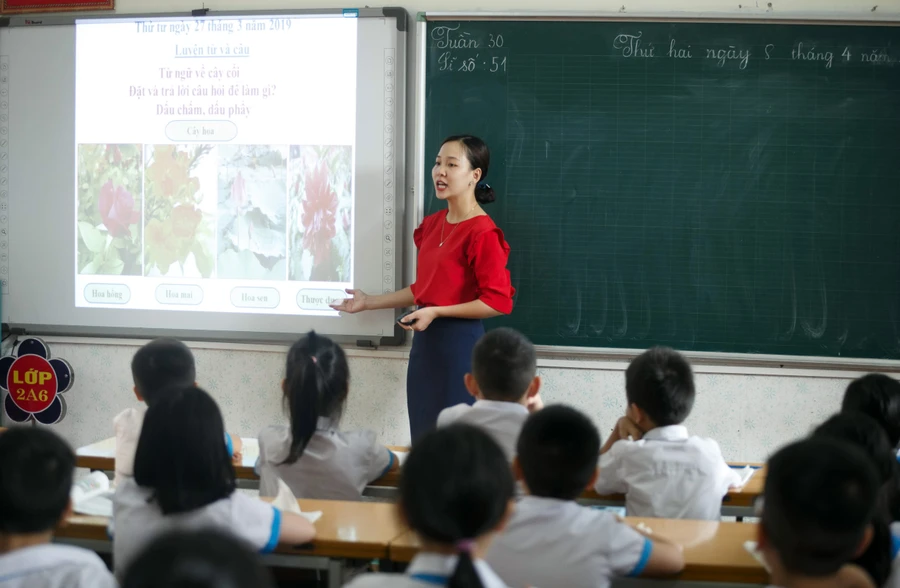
[0,338,73,425]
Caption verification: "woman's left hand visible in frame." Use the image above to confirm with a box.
[399,307,438,332]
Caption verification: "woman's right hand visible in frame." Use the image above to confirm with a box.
[330,289,369,314]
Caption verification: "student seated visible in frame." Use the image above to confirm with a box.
[841,373,900,454]
[813,412,900,588]
[0,427,115,588]
[122,528,275,588]
[437,327,543,461]
[486,405,684,587]
[757,437,881,588]
[593,346,740,520]
[256,331,398,500]
[345,424,516,588]
[115,338,241,482]
[113,385,316,578]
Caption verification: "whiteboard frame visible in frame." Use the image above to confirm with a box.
[415,11,900,370]
[1,7,410,347]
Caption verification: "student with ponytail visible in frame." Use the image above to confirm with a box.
[331,135,516,442]
[257,331,399,500]
[345,424,515,588]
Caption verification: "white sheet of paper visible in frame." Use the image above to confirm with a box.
[271,478,322,524]
[744,540,770,571]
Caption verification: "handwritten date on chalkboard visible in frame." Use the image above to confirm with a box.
[431,23,897,73]
[614,31,895,69]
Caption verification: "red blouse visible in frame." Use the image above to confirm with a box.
[410,210,515,314]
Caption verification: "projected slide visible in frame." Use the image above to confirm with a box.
[74,15,357,315]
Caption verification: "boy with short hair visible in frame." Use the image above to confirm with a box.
[0,427,116,587]
[437,327,542,461]
[115,338,240,481]
[759,437,879,588]
[486,405,684,588]
[593,346,739,520]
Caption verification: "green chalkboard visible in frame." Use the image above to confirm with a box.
[423,17,900,359]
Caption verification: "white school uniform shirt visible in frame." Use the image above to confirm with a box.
[437,400,529,461]
[0,544,115,588]
[343,553,510,588]
[593,425,740,520]
[112,476,281,577]
[114,406,235,483]
[113,406,146,483]
[486,495,651,588]
[886,522,900,588]
[256,418,394,499]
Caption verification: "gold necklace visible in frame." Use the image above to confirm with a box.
[440,204,479,247]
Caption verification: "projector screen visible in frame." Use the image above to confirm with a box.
[0,9,406,342]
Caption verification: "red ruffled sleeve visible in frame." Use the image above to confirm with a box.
[466,227,516,314]
[412,214,435,249]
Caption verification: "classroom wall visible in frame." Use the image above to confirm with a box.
[7,0,899,460]
[25,336,864,463]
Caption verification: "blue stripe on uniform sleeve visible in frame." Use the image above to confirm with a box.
[628,538,653,577]
[261,506,282,554]
[225,433,234,457]
[891,534,900,560]
[378,450,395,479]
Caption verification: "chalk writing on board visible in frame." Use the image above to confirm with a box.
[861,49,896,64]
[431,25,509,74]
[610,33,896,69]
[792,43,834,68]
[431,24,479,49]
[437,51,507,73]
[613,32,655,58]
[705,46,751,70]
[668,40,693,59]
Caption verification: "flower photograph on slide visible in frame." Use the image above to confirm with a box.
[288,145,352,282]
[76,144,143,276]
[143,145,216,278]
[217,145,288,280]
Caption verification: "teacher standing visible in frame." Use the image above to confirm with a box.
[331,135,515,442]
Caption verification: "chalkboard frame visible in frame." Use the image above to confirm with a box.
[414,11,900,371]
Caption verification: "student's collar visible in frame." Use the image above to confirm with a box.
[473,399,529,414]
[642,425,689,441]
[407,553,506,587]
[316,417,335,431]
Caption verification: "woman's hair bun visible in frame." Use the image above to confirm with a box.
[475,182,495,205]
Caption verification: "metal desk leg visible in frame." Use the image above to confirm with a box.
[328,558,343,588]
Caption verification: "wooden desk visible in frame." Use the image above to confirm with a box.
[58,498,404,560]
[56,498,407,588]
[373,448,765,516]
[275,499,404,560]
[389,517,766,585]
[76,438,763,516]
[76,436,259,480]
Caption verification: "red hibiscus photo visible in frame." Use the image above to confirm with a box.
[289,145,352,282]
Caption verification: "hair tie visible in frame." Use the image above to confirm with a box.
[455,539,475,553]
[310,356,318,364]
[476,182,490,190]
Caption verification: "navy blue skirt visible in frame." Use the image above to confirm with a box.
[406,317,485,443]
